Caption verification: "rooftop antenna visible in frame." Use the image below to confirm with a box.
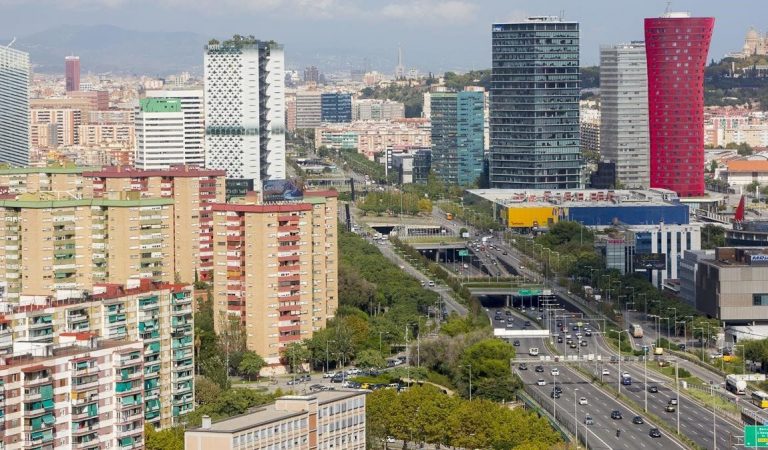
[559,9,565,20]
[665,1,672,14]
[7,37,16,48]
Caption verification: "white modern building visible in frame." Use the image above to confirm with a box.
[600,42,649,188]
[0,46,30,166]
[144,89,205,167]
[352,99,405,121]
[134,98,185,170]
[204,37,286,187]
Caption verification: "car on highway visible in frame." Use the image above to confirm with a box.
[554,386,562,394]
[513,340,520,347]
[602,368,611,376]
[580,340,588,347]
[649,428,662,438]
[648,385,658,393]
[668,398,678,405]
[632,416,644,424]
[557,336,563,343]
[569,342,577,349]
[665,404,676,412]
[578,397,588,405]
[323,371,336,378]
[611,410,623,420]
[584,415,594,425]
[428,281,435,287]
[505,310,512,316]
[537,379,546,386]
[524,320,531,327]
[551,368,560,376]
[585,330,592,337]
[518,363,528,370]
[331,374,344,383]
[535,365,544,373]
[550,390,561,399]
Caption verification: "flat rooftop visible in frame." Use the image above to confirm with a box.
[467,188,682,208]
[188,390,366,434]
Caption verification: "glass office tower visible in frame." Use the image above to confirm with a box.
[490,16,582,189]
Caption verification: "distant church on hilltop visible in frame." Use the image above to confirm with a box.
[731,27,768,58]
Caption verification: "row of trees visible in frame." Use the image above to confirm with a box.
[367,385,562,449]
[357,191,432,216]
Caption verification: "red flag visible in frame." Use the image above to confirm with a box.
[735,195,745,222]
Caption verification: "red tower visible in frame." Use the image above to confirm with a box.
[65,55,80,92]
[644,13,714,197]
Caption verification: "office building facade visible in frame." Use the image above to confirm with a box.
[135,98,185,170]
[645,12,714,197]
[144,89,205,168]
[320,93,352,123]
[65,55,80,92]
[204,37,286,186]
[0,46,30,167]
[429,90,484,185]
[295,91,322,129]
[490,17,582,189]
[600,42,649,188]
[211,191,338,365]
[185,390,366,450]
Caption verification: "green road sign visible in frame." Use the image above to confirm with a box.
[745,425,768,447]
[458,250,469,257]
[518,289,543,296]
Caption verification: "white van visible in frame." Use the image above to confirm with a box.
[529,348,539,356]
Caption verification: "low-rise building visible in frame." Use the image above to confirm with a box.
[679,249,715,307]
[315,120,431,160]
[185,390,367,450]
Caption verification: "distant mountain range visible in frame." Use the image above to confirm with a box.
[4,24,207,76]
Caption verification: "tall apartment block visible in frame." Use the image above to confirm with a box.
[204,37,286,193]
[600,42,650,188]
[0,335,146,449]
[0,280,195,431]
[144,90,205,168]
[645,12,714,197]
[295,90,322,129]
[83,166,227,283]
[65,55,81,92]
[185,390,367,450]
[320,92,352,123]
[0,46,30,167]
[490,17,582,189]
[135,98,185,170]
[0,192,175,302]
[211,191,338,365]
[428,89,484,186]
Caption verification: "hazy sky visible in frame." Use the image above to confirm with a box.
[1,0,763,72]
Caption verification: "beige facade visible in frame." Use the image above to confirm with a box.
[29,108,82,147]
[212,191,338,365]
[697,247,768,323]
[315,120,431,160]
[77,123,134,146]
[0,192,175,301]
[185,390,366,450]
[0,336,146,450]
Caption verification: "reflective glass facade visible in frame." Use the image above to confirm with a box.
[490,17,582,189]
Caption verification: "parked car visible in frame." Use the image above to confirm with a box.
[323,371,336,378]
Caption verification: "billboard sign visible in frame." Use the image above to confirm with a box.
[751,254,768,266]
[262,179,303,202]
[634,253,666,271]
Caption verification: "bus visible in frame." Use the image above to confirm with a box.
[630,324,643,338]
[621,372,632,385]
[726,374,747,395]
[752,390,768,409]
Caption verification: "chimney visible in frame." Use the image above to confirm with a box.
[201,415,211,430]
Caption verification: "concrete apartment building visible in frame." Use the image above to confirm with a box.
[0,334,146,450]
[185,390,366,450]
[352,99,405,121]
[295,90,322,129]
[211,191,338,365]
[0,280,195,430]
[314,120,431,160]
[599,42,649,188]
[29,108,82,147]
[0,192,175,302]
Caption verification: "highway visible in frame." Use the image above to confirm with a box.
[494,307,684,450]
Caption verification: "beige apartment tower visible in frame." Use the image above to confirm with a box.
[212,191,338,365]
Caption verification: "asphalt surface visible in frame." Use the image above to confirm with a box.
[496,307,684,450]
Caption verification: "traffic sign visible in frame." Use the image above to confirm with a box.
[745,425,768,447]
[518,289,543,296]
[458,250,469,257]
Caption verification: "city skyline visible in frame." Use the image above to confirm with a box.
[0,0,762,74]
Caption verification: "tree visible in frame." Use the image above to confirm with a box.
[702,224,726,250]
[238,351,265,381]
[355,349,386,368]
[145,424,184,450]
[283,342,311,373]
[194,375,222,405]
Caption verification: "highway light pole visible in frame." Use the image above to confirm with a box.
[644,347,648,413]
[693,327,705,361]
[552,369,557,420]
[734,344,746,374]
[675,359,680,435]
[618,329,622,396]
[574,388,579,448]
[667,308,678,337]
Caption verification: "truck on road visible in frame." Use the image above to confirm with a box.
[630,323,644,338]
[621,372,632,385]
[726,374,748,395]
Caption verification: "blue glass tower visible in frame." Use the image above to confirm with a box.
[320,93,352,123]
[490,16,582,188]
[430,90,485,186]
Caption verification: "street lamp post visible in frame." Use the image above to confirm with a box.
[693,327,705,361]
[325,339,336,373]
[661,317,671,349]
[667,308,678,337]
[734,344,746,374]
[574,388,580,448]
[676,359,681,435]
[618,329,623,395]
[644,347,648,413]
